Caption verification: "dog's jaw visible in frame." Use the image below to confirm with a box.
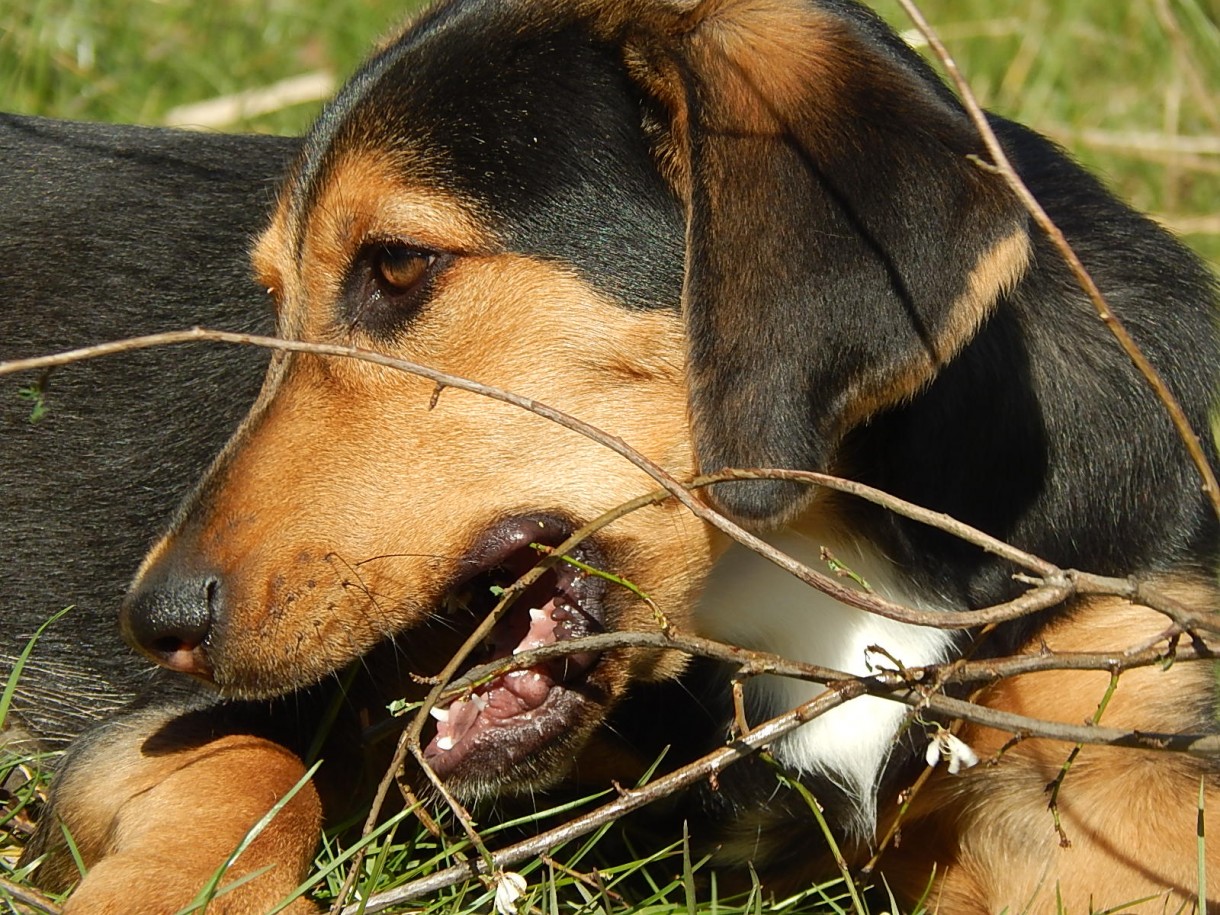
[696,526,959,837]
[421,514,609,784]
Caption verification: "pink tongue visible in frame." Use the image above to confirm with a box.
[430,601,564,752]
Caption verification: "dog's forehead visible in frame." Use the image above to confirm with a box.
[284,0,686,310]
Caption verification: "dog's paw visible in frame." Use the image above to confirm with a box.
[33,714,323,915]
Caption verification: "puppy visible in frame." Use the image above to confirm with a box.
[25,1,1220,912]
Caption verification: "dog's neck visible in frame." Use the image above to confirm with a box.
[695,517,960,836]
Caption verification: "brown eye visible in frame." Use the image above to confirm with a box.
[374,243,435,294]
[343,241,447,340]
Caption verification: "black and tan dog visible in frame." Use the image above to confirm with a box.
[23,0,1220,912]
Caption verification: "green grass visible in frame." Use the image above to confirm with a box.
[871,0,1220,267]
[0,736,905,915]
[0,0,413,133]
[1,1,1218,912]
[2,0,1217,267]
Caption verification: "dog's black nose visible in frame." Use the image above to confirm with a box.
[121,574,219,679]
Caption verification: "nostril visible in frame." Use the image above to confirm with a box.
[121,574,220,679]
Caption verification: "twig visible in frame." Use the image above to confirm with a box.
[425,628,1220,754]
[0,877,60,914]
[1038,125,1220,158]
[863,761,936,876]
[1161,215,1220,237]
[164,72,335,130]
[0,331,1085,633]
[894,0,1220,523]
[700,470,1218,635]
[435,628,1214,703]
[9,327,1206,636]
[1046,670,1121,847]
[341,684,861,913]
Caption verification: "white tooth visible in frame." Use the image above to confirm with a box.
[471,694,487,712]
[528,607,546,621]
[436,735,454,751]
[429,705,450,722]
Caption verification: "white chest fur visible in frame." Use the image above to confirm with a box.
[696,526,959,834]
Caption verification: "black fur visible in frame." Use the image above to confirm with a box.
[0,115,292,745]
[303,9,687,312]
[856,118,1220,633]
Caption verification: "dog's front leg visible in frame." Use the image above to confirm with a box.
[25,694,322,914]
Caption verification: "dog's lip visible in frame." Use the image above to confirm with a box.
[422,513,606,779]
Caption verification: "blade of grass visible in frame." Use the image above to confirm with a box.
[177,759,322,914]
[0,606,73,731]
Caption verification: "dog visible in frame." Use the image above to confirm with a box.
[0,114,292,745]
[22,0,1220,912]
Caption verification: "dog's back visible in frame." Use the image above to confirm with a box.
[0,115,292,744]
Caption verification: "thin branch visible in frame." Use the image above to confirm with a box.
[0,330,1080,632]
[894,0,1220,523]
[11,334,1215,635]
[1162,215,1220,236]
[692,471,1218,635]
[343,684,861,914]
[1040,125,1220,158]
[433,629,1214,707]
[0,878,60,915]
[420,628,1220,754]
[164,71,335,130]
[709,469,1055,578]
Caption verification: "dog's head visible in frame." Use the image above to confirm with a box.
[121,0,1029,796]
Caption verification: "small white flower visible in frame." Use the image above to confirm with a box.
[925,727,979,775]
[493,869,528,915]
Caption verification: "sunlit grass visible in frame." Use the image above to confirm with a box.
[2,0,1216,264]
[873,0,1220,266]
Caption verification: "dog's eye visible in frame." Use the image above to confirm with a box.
[345,241,446,339]
[374,244,435,295]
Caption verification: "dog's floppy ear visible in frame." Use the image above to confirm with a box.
[622,0,1031,526]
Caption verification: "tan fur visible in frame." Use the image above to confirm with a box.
[884,586,1220,913]
[43,709,320,914]
[679,0,848,135]
[595,0,845,124]
[138,156,714,702]
[613,0,847,224]
[265,150,492,341]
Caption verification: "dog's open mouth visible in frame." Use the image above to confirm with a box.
[423,515,606,779]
